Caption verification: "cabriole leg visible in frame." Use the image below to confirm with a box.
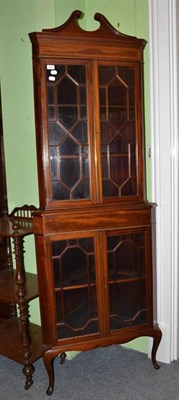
[44,350,56,396]
[151,325,162,369]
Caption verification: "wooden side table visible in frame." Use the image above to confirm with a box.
[0,206,42,390]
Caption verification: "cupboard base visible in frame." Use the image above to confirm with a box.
[43,325,162,395]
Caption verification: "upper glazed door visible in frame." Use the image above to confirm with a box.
[45,60,96,207]
[95,61,143,203]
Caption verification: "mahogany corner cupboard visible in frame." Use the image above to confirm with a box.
[29,10,162,395]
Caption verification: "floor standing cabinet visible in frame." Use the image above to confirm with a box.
[29,11,162,395]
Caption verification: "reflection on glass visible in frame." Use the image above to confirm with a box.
[50,147,58,179]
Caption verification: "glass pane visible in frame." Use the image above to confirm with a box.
[103,180,119,197]
[107,232,146,279]
[121,177,137,196]
[99,66,115,85]
[82,145,88,155]
[109,280,147,330]
[72,122,88,144]
[48,106,55,121]
[110,157,129,186]
[49,123,66,145]
[56,287,99,339]
[110,135,128,154]
[46,64,91,201]
[72,179,90,199]
[60,158,80,189]
[57,77,77,104]
[51,237,99,339]
[52,240,67,256]
[50,147,58,179]
[129,87,135,108]
[102,158,108,178]
[52,181,69,200]
[47,85,54,104]
[108,108,127,129]
[52,237,96,287]
[98,65,137,199]
[108,79,127,106]
[82,158,89,177]
[80,87,86,105]
[101,121,116,143]
[101,144,107,154]
[80,106,87,119]
[120,121,135,143]
[60,136,79,156]
[100,107,106,120]
[99,88,106,105]
[47,65,65,81]
[68,65,86,84]
[58,106,78,130]
[107,231,147,331]
[117,66,135,86]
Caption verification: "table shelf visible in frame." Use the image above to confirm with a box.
[0,269,39,303]
[0,318,42,364]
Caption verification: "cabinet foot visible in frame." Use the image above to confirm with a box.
[44,349,56,396]
[44,350,67,395]
[151,325,162,369]
[23,363,35,390]
[60,352,66,365]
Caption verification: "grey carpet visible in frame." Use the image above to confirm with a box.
[0,345,179,400]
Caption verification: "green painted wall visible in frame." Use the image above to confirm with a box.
[54,0,86,26]
[0,0,150,353]
[1,0,56,325]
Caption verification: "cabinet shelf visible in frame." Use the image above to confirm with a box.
[55,282,96,291]
[108,275,146,285]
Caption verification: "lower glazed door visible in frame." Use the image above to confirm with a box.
[102,227,152,335]
[50,231,103,341]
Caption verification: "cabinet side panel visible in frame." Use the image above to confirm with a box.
[34,234,57,345]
